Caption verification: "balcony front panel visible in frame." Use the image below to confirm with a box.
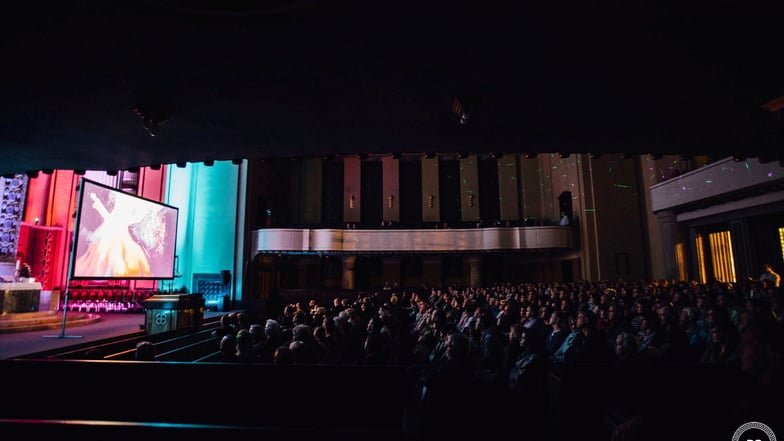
[252,226,573,255]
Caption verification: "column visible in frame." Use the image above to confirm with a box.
[656,210,679,280]
[341,255,356,290]
[344,157,361,224]
[421,156,439,223]
[382,156,400,223]
[466,255,482,288]
[498,155,520,222]
[460,155,480,223]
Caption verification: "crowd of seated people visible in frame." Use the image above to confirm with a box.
[211,277,783,368]
[206,278,783,437]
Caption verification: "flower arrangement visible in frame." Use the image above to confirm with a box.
[16,262,32,279]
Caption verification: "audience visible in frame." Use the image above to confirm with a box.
[111,277,783,439]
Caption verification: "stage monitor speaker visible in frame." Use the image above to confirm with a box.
[221,270,231,285]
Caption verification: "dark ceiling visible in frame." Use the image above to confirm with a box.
[1,0,782,176]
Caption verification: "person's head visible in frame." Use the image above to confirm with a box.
[614,332,638,360]
[135,341,156,361]
[274,345,294,364]
[738,323,783,377]
[519,326,543,353]
[264,319,281,339]
[445,332,470,362]
[292,324,312,342]
[220,334,236,360]
[576,310,596,331]
[235,329,253,359]
[249,323,265,343]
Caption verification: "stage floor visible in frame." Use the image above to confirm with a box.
[0,310,227,360]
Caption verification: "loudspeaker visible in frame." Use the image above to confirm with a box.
[221,270,231,285]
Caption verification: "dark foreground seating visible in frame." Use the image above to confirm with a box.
[0,359,418,440]
[549,361,755,441]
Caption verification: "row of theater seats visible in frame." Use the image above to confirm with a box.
[60,289,156,313]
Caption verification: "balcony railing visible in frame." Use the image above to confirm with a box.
[252,226,573,255]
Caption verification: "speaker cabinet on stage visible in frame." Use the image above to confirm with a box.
[142,293,205,335]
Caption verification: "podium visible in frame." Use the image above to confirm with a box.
[0,281,42,314]
[142,293,205,335]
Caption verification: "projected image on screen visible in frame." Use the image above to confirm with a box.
[72,179,179,279]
